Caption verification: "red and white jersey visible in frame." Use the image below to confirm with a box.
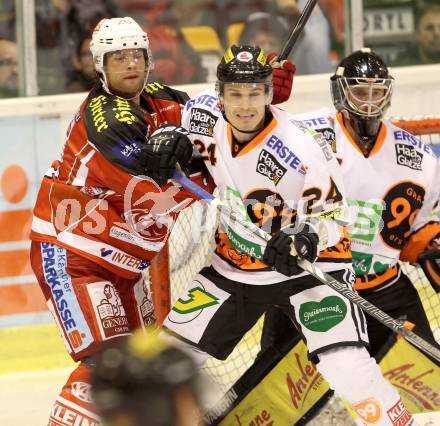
[182,90,351,285]
[293,108,440,291]
[31,83,209,279]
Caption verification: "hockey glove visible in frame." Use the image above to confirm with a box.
[263,223,319,277]
[418,235,440,293]
[268,52,296,105]
[141,125,193,186]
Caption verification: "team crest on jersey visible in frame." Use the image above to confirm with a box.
[315,127,336,147]
[395,143,423,170]
[189,108,217,136]
[256,149,287,185]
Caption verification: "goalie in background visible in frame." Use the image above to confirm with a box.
[263,49,440,361]
[143,45,416,425]
[91,330,205,426]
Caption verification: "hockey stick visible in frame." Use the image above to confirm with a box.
[173,170,440,362]
[278,0,319,60]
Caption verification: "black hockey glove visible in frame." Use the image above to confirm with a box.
[263,223,319,277]
[418,235,440,293]
[141,125,193,186]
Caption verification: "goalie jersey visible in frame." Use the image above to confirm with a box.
[293,108,440,291]
[182,90,351,285]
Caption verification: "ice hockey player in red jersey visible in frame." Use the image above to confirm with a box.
[29,16,207,425]
[144,45,416,426]
[29,16,296,425]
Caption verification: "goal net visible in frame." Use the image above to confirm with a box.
[147,115,440,398]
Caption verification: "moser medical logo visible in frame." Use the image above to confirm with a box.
[256,149,287,185]
[189,107,217,136]
[299,296,347,332]
[395,143,423,170]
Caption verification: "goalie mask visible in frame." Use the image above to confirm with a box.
[331,48,394,148]
[216,45,273,134]
[90,17,153,99]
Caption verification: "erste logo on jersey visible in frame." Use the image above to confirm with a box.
[256,149,287,185]
[266,134,308,175]
[189,108,217,136]
[395,143,423,170]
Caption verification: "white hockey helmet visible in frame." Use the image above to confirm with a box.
[90,17,153,92]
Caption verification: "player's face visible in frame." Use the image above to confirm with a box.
[223,83,267,133]
[104,48,147,98]
[346,81,389,115]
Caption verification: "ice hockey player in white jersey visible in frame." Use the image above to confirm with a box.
[296,48,440,356]
[142,45,416,425]
[262,49,439,363]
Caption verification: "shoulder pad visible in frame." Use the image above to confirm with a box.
[84,87,149,175]
[143,82,189,105]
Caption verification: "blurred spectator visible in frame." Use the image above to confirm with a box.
[161,0,216,29]
[66,34,98,93]
[148,25,208,84]
[239,13,291,55]
[240,10,332,75]
[0,0,15,41]
[35,0,115,95]
[113,0,169,25]
[295,0,333,72]
[0,39,18,98]
[91,330,205,426]
[35,0,72,94]
[319,0,345,59]
[394,4,440,66]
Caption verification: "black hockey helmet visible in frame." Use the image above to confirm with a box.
[217,44,272,83]
[91,330,202,426]
[330,48,394,148]
[216,45,273,104]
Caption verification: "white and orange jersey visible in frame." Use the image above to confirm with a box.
[293,107,440,291]
[182,90,351,285]
[31,83,209,279]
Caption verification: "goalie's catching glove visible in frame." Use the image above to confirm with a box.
[141,125,193,186]
[418,235,440,293]
[268,52,296,105]
[263,223,319,276]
